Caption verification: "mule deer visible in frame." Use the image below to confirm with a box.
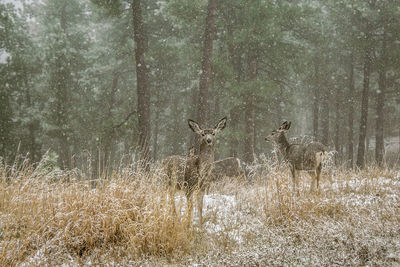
[163,117,227,224]
[212,157,246,181]
[162,146,196,184]
[265,121,327,193]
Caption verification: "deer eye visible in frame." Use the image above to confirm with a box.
[201,133,205,136]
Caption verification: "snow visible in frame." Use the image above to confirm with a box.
[203,194,244,243]
[7,170,399,266]
[2,0,23,10]
[0,50,11,64]
[172,192,264,244]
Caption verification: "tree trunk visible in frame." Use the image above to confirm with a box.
[214,88,220,121]
[226,22,242,157]
[100,135,112,178]
[356,44,372,169]
[189,87,198,149]
[152,101,160,161]
[276,86,283,125]
[171,101,181,154]
[321,86,330,145]
[334,85,341,165]
[244,93,255,163]
[347,53,355,168]
[132,0,151,161]
[24,66,38,162]
[375,29,387,166]
[56,4,70,169]
[58,120,70,169]
[243,55,257,163]
[53,58,70,169]
[197,0,218,125]
[0,90,12,158]
[312,60,320,141]
[226,22,243,84]
[229,106,240,157]
[99,71,120,177]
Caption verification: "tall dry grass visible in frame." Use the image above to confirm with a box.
[0,156,195,265]
[0,154,399,265]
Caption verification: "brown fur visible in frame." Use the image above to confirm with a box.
[266,121,327,193]
[163,117,227,224]
[212,157,246,180]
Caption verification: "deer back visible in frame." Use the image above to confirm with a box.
[286,142,327,170]
[212,157,244,179]
[162,155,187,185]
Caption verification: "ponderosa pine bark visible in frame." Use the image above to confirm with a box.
[356,42,372,169]
[132,0,151,160]
[243,55,257,163]
[226,21,242,157]
[56,4,71,169]
[197,0,217,126]
[321,88,330,146]
[23,65,39,162]
[321,59,330,146]
[347,53,355,168]
[334,84,341,164]
[375,28,387,166]
[312,59,320,141]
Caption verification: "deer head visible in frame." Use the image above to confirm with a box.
[188,117,227,147]
[265,120,291,143]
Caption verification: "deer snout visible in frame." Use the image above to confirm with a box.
[206,138,212,144]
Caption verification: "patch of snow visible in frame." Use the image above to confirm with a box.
[0,50,11,64]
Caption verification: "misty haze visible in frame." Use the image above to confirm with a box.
[0,0,399,265]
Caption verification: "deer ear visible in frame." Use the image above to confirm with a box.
[279,121,291,131]
[214,117,227,132]
[188,119,202,134]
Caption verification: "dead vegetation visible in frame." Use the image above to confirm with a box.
[0,155,399,266]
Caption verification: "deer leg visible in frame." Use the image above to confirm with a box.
[316,163,322,190]
[197,189,205,225]
[290,166,298,195]
[185,190,193,227]
[170,190,177,216]
[310,171,316,193]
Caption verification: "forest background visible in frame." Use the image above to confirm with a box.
[1,0,399,175]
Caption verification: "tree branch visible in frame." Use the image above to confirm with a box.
[112,110,136,129]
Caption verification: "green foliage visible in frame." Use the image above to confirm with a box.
[0,0,399,167]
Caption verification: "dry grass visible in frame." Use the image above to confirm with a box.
[0,156,194,266]
[0,155,399,266]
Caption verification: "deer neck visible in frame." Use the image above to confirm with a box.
[277,135,290,156]
[198,142,215,165]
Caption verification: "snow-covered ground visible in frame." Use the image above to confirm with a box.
[171,173,400,266]
[4,169,400,266]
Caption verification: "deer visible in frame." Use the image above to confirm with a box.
[212,157,246,181]
[163,117,227,225]
[265,121,327,194]
[162,146,195,185]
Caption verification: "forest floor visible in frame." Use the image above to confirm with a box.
[0,157,399,266]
